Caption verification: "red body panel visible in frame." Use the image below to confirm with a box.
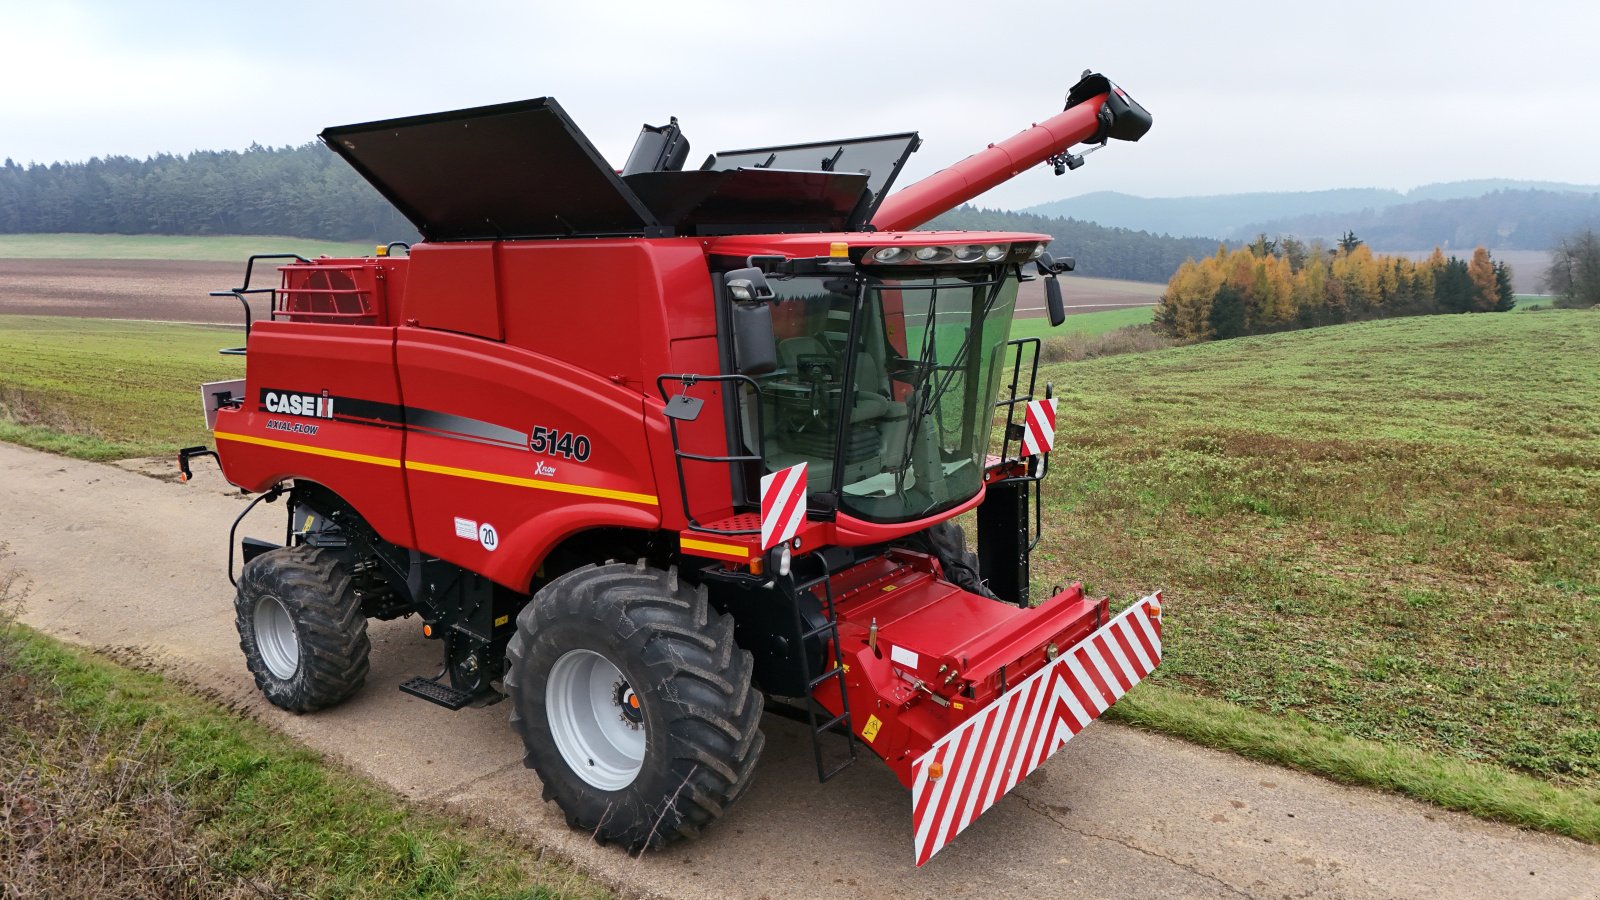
[395,328,663,589]
[213,321,415,549]
[403,243,502,339]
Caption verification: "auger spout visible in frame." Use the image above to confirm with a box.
[872,72,1151,232]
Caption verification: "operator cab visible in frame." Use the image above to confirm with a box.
[708,234,1048,525]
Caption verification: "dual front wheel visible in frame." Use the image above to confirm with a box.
[235,551,763,850]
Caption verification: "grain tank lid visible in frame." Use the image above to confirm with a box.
[701,132,920,229]
[320,97,659,241]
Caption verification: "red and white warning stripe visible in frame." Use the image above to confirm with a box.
[759,462,807,550]
[910,592,1163,866]
[1020,398,1057,457]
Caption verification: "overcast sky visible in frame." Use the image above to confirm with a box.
[3,1,1596,211]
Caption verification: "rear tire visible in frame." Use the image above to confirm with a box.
[505,561,764,851]
[899,521,998,599]
[235,546,370,713]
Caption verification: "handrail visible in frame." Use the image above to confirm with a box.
[208,253,310,354]
[655,373,767,535]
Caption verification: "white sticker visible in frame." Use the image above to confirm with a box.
[890,644,920,671]
[453,517,477,540]
[478,522,499,552]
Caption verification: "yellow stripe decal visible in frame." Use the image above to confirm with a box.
[216,431,658,507]
[214,431,402,468]
[680,537,751,558]
[405,459,658,507]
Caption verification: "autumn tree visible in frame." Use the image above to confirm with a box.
[1467,246,1501,312]
[1156,236,1514,343]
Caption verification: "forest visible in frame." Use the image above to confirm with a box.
[924,206,1220,282]
[1155,235,1515,342]
[0,143,1220,284]
[0,144,415,242]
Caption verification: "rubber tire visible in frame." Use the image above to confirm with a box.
[898,521,999,600]
[234,545,371,713]
[505,561,764,852]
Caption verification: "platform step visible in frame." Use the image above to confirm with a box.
[399,676,475,710]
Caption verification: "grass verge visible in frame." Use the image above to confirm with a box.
[0,233,378,262]
[1109,684,1600,844]
[0,591,603,898]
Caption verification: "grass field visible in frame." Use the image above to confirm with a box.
[1033,311,1600,797]
[1009,304,1154,341]
[0,233,377,262]
[0,316,242,459]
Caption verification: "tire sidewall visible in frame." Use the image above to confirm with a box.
[514,609,684,835]
[235,547,366,713]
[238,565,305,709]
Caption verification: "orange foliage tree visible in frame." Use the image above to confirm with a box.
[1154,235,1513,342]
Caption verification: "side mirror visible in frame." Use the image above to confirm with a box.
[1035,255,1070,327]
[725,268,778,375]
[1044,276,1066,327]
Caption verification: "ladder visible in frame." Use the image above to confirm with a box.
[786,557,856,781]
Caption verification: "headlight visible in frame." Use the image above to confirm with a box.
[862,243,1012,266]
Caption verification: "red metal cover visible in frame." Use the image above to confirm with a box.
[910,593,1163,866]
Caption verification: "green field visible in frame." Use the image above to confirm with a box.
[0,233,377,262]
[2,309,1598,839]
[1036,311,1600,797]
[0,316,242,459]
[1009,304,1154,341]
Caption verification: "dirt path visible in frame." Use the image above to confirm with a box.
[2,442,1595,899]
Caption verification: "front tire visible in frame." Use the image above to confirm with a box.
[235,546,370,713]
[505,561,764,851]
[898,521,998,599]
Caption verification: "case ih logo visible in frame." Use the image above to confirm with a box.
[260,389,336,419]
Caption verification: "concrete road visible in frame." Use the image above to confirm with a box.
[2,442,1596,899]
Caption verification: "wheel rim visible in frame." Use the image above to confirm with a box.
[546,649,646,791]
[253,594,300,680]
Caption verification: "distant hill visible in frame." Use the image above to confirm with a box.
[926,206,1221,283]
[1024,180,1600,243]
[1248,190,1600,251]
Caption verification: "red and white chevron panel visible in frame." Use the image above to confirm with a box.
[1020,398,1057,457]
[759,462,807,550]
[910,593,1163,866]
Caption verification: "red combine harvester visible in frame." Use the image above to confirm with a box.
[184,71,1160,865]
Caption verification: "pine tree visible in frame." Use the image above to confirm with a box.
[1492,261,1516,311]
[1208,284,1247,340]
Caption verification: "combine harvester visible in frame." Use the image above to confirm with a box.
[183,71,1159,865]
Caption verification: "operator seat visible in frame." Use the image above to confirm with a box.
[777,336,891,423]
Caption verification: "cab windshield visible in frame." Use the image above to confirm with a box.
[754,269,1018,523]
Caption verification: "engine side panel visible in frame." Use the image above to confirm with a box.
[396,328,663,590]
[212,321,415,548]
